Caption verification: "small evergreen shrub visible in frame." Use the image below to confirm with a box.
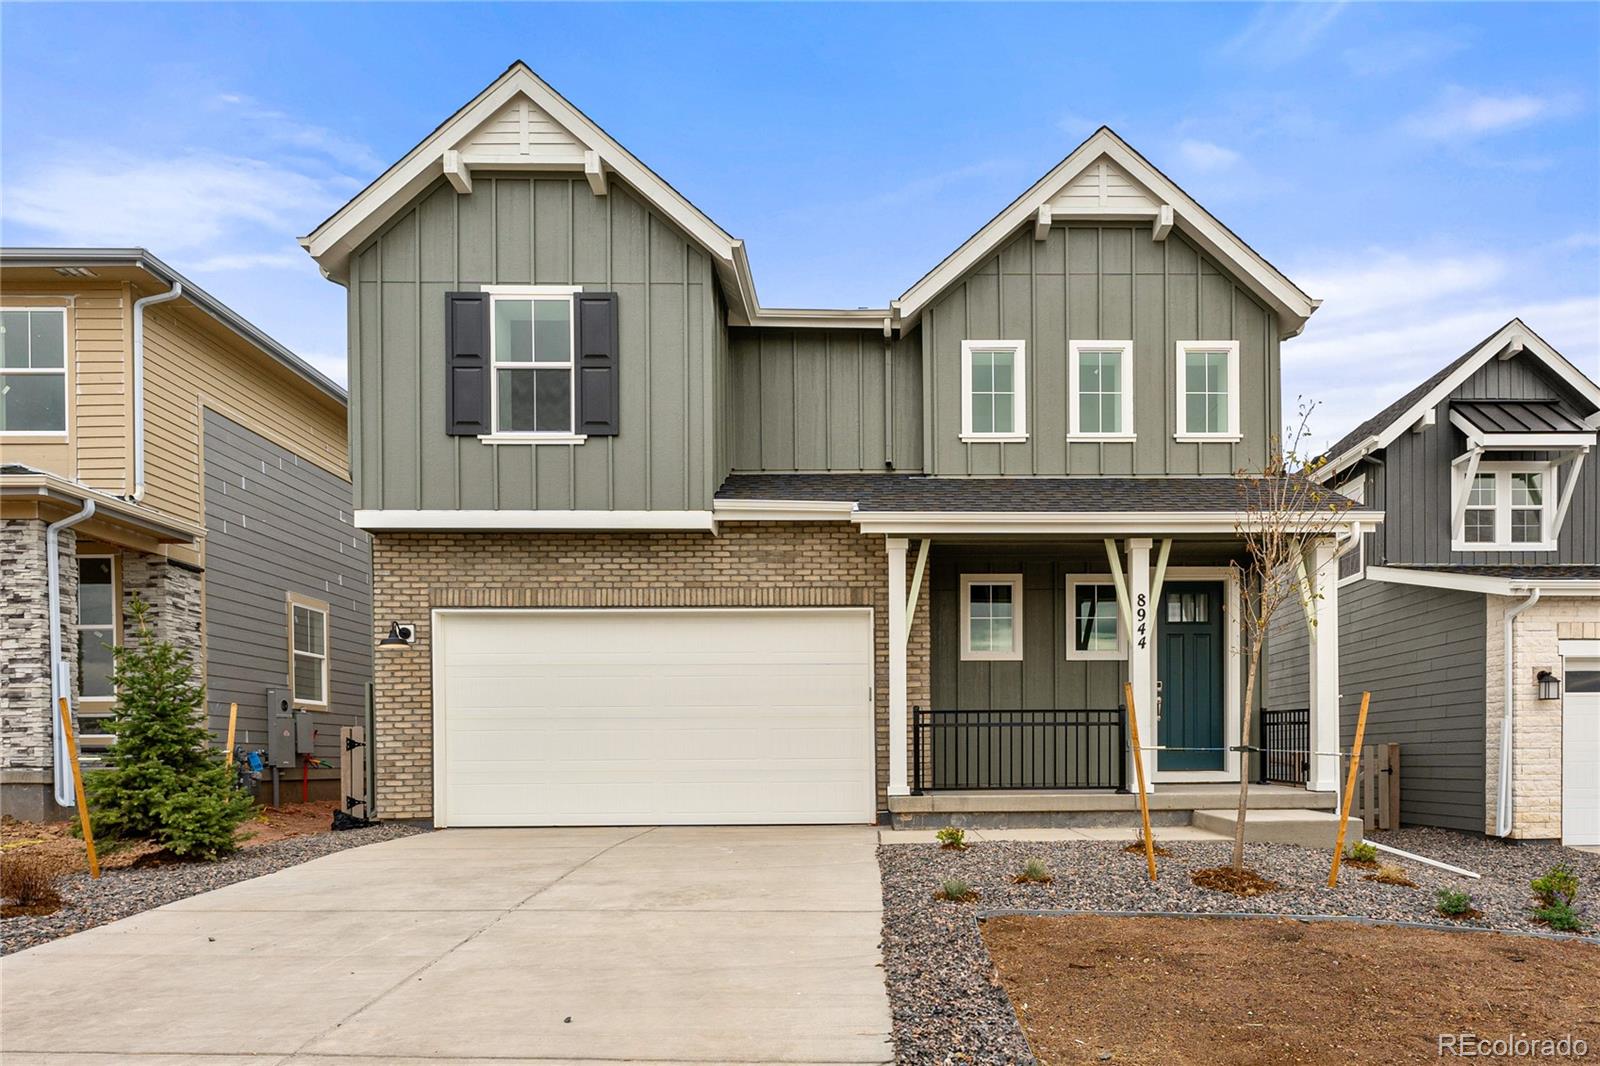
[1436,888,1475,917]
[1531,863,1579,908]
[935,826,968,850]
[1346,841,1378,864]
[1532,901,1584,933]
[937,876,976,902]
[83,598,255,860]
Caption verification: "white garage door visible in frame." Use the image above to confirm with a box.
[1564,657,1600,847]
[433,608,876,826]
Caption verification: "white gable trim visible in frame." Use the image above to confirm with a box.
[1316,318,1600,483]
[892,128,1317,338]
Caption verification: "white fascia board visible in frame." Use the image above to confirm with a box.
[1318,318,1600,479]
[736,308,892,330]
[893,129,1315,338]
[851,509,1384,536]
[713,499,858,521]
[354,509,717,532]
[1366,564,1600,597]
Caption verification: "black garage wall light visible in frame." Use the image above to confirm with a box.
[379,621,416,647]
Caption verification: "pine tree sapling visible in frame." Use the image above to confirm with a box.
[84,597,255,859]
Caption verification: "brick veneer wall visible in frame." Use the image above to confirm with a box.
[370,522,931,821]
[1484,595,1600,839]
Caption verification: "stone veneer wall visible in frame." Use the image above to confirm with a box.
[369,523,932,821]
[120,554,204,668]
[1,519,79,777]
[1484,595,1600,839]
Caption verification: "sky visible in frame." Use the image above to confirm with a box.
[2,2,1597,452]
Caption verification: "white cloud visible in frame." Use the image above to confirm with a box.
[207,92,385,176]
[868,158,1023,208]
[1403,87,1577,140]
[189,249,311,272]
[1297,250,1506,321]
[1219,2,1346,66]
[1177,139,1241,172]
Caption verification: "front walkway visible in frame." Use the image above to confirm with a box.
[0,826,893,1065]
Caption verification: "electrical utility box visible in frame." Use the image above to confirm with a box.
[265,688,296,769]
[293,711,317,756]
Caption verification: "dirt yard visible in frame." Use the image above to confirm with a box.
[1,803,338,875]
[983,915,1600,1065]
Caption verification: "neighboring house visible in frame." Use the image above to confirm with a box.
[300,62,1374,828]
[1,249,372,820]
[1269,319,1599,845]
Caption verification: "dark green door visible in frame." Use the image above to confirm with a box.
[1157,581,1224,771]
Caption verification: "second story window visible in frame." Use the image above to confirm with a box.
[1175,341,1240,441]
[1069,341,1134,439]
[490,288,577,436]
[1,308,68,435]
[1453,463,1555,551]
[960,340,1027,442]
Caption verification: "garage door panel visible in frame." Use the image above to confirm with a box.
[436,609,876,826]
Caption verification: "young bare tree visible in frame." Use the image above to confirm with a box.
[1227,399,1356,873]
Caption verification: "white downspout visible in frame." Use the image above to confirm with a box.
[131,281,182,500]
[1496,588,1541,837]
[47,500,96,808]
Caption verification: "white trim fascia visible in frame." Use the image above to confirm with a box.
[1067,339,1136,441]
[1315,318,1600,482]
[478,434,588,446]
[894,129,1316,337]
[853,509,1385,536]
[737,308,892,330]
[712,499,857,521]
[958,573,1025,662]
[1174,340,1242,440]
[1065,574,1126,660]
[960,339,1028,441]
[1558,639,1600,657]
[1366,564,1600,597]
[354,509,717,532]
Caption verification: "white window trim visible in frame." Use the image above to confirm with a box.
[1451,460,1558,552]
[1,306,70,438]
[959,340,1028,443]
[1174,340,1241,442]
[288,594,330,709]
[1067,340,1136,441]
[1065,574,1125,660]
[483,285,587,442]
[959,573,1024,661]
[75,553,119,704]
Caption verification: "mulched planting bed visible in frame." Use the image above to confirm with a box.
[879,830,1600,1065]
[984,914,1600,1065]
[1,821,422,954]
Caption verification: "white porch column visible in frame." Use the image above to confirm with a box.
[1127,538,1156,794]
[886,536,909,796]
[1307,536,1341,792]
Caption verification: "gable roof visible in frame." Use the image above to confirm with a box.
[892,128,1318,339]
[0,246,345,404]
[301,64,1315,336]
[1315,317,1600,481]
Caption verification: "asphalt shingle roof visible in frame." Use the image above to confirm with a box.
[1386,563,1600,582]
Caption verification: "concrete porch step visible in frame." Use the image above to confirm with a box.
[888,784,1337,830]
[1191,808,1363,849]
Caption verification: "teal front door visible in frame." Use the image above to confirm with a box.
[1157,581,1224,771]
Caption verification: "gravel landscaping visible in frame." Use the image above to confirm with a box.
[879,829,1600,1065]
[1,821,423,955]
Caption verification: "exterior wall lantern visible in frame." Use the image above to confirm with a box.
[378,621,416,647]
[1536,669,1562,701]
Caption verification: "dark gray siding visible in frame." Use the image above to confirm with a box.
[350,175,719,512]
[727,327,923,473]
[922,225,1280,478]
[202,409,372,768]
[1270,575,1488,832]
[1371,352,1598,567]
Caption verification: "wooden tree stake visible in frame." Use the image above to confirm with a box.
[1328,690,1371,888]
[223,702,239,763]
[57,696,100,879]
[1123,681,1157,882]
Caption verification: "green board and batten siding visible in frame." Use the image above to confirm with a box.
[922,225,1280,478]
[349,176,720,512]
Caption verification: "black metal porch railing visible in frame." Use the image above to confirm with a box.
[1259,708,1310,786]
[911,708,1127,793]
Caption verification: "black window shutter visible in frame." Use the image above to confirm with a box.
[575,291,620,437]
[444,292,490,436]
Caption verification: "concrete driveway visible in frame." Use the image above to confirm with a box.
[0,826,893,1065]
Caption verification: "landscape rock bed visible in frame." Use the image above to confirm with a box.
[879,831,1600,1065]
[2,821,422,954]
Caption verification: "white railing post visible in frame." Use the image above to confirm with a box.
[1128,538,1156,794]
[887,536,910,797]
[1307,536,1342,792]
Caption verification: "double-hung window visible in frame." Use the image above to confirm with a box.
[76,556,117,700]
[960,574,1024,661]
[488,287,579,438]
[1175,341,1240,441]
[1068,341,1134,440]
[1,308,67,435]
[1453,462,1555,550]
[1066,576,1123,660]
[289,596,329,706]
[960,341,1026,442]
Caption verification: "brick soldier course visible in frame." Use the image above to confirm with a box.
[371,522,931,821]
